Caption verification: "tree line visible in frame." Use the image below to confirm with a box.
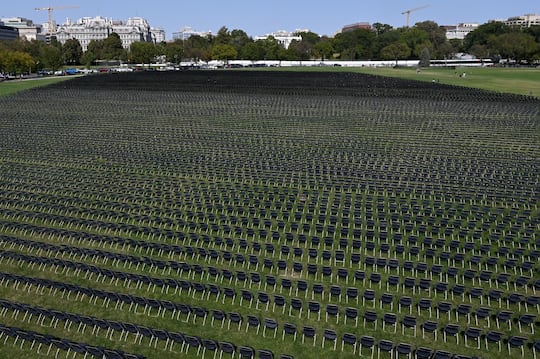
[1,20,539,74]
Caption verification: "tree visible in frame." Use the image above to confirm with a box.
[87,39,104,59]
[380,42,411,65]
[463,21,511,52]
[240,42,265,60]
[129,42,156,64]
[63,38,82,65]
[287,39,313,61]
[333,28,376,59]
[80,50,96,68]
[230,29,252,53]
[372,23,393,36]
[214,26,231,45]
[419,47,431,67]
[0,50,34,74]
[211,44,237,61]
[164,41,183,64]
[314,37,334,60]
[40,45,63,71]
[489,32,538,62]
[103,33,125,60]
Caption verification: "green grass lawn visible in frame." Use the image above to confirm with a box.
[0,76,75,97]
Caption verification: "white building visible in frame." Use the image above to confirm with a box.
[0,17,45,41]
[445,23,479,40]
[505,14,540,27]
[172,27,212,41]
[254,30,306,49]
[56,16,157,52]
[151,28,166,43]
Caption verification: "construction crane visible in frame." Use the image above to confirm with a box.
[401,5,430,27]
[34,5,79,34]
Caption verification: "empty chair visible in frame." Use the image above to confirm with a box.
[363,290,376,307]
[359,335,375,358]
[484,331,503,352]
[326,304,339,324]
[378,340,393,359]
[344,307,358,326]
[322,329,337,350]
[518,314,536,334]
[302,326,316,346]
[282,323,297,342]
[463,327,482,349]
[363,310,378,330]
[245,315,260,334]
[395,343,412,359]
[507,336,528,357]
[342,333,357,353]
[421,320,438,341]
[382,313,398,333]
[211,310,225,328]
[263,318,278,338]
[289,298,302,318]
[273,295,286,314]
[228,312,242,331]
[414,347,434,359]
[401,316,417,337]
[399,297,413,314]
[496,310,513,329]
[380,293,394,310]
[201,339,218,359]
[346,287,358,303]
[257,292,270,311]
[238,346,255,358]
[307,301,321,320]
[443,324,459,344]
[258,349,274,359]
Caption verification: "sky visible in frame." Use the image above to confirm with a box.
[1,1,538,40]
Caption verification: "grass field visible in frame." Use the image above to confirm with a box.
[0,71,537,359]
[0,76,74,97]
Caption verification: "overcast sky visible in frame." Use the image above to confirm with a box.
[2,0,538,39]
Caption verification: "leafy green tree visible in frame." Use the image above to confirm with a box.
[399,27,429,58]
[419,47,431,67]
[230,29,252,53]
[287,39,313,60]
[314,37,334,60]
[129,42,156,64]
[80,50,96,68]
[165,41,183,63]
[240,42,265,60]
[184,35,211,61]
[372,23,393,36]
[40,45,63,71]
[380,42,411,65]
[333,28,376,59]
[211,44,238,61]
[103,33,126,60]
[489,32,538,62]
[0,50,34,74]
[463,21,511,52]
[214,26,231,45]
[63,38,83,65]
[87,40,104,60]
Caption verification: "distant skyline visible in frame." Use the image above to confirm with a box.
[2,1,538,39]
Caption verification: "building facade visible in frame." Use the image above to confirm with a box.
[0,24,18,41]
[0,17,44,41]
[172,27,212,41]
[504,14,540,27]
[56,16,159,52]
[444,23,479,40]
[341,22,372,32]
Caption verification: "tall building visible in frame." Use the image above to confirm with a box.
[55,16,160,52]
[0,17,44,41]
[504,14,540,27]
[444,23,479,40]
[0,23,18,41]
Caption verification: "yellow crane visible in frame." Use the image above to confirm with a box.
[34,5,79,34]
[401,5,430,27]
